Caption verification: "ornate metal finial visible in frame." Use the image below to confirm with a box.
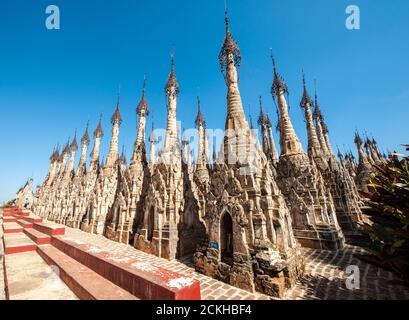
[258,96,267,126]
[111,90,123,125]
[94,113,104,138]
[165,49,180,96]
[300,70,312,108]
[70,129,78,152]
[81,121,90,146]
[314,79,318,106]
[195,96,206,128]
[136,74,150,116]
[224,0,229,32]
[270,49,288,96]
[218,1,241,73]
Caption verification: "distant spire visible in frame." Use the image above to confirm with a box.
[94,113,104,138]
[149,121,157,144]
[120,145,126,164]
[70,129,78,152]
[50,145,60,163]
[81,121,90,146]
[270,49,288,96]
[62,138,70,155]
[258,95,267,126]
[195,96,206,128]
[136,74,150,115]
[111,90,123,125]
[165,49,180,96]
[300,71,312,108]
[354,131,363,146]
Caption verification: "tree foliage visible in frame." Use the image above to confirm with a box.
[359,147,409,285]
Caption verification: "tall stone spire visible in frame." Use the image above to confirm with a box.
[258,96,270,155]
[300,72,321,159]
[106,93,122,168]
[130,75,150,177]
[195,96,207,168]
[270,52,303,155]
[219,6,248,132]
[135,75,150,148]
[66,130,78,177]
[90,114,104,169]
[77,122,90,175]
[164,50,179,151]
[195,96,209,186]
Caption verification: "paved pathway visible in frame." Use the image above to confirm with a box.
[285,246,409,300]
[64,227,270,300]
[2,208,408,300]
[64,227,409,300]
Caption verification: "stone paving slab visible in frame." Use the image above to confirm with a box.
[5,250,78,300]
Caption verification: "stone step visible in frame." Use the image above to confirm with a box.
[3,213,16,217]
[16,220,33,229]
[3,222,23,234]
[24,228,51,245]
[51,236,201,300]
[3,217,17,223]
[3,233,37,254]
[13,212,30,218]
[4,250,78,300]
[23,216,43,224]
[33,222,65,236]
[37,245,139,300]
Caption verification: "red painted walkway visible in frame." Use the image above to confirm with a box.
[1,206,201,300]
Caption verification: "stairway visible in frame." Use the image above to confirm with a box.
[1,207,201,300]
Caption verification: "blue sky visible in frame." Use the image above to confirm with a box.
[1,0,408,203]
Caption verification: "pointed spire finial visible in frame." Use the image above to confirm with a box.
[258,95,267,126]
[270,49,288,96]
[270,48,277,72]
[111,90,122,125]
[142,74,147,95]
[195,96,205,128]
[314,78,318,104]
[137,74,150,115]
[165,49,180,96]
[81,121,90,146]
[300,71,312,107]
[94,113,104,138]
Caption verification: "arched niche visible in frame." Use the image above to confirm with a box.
[220,210,234,265]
